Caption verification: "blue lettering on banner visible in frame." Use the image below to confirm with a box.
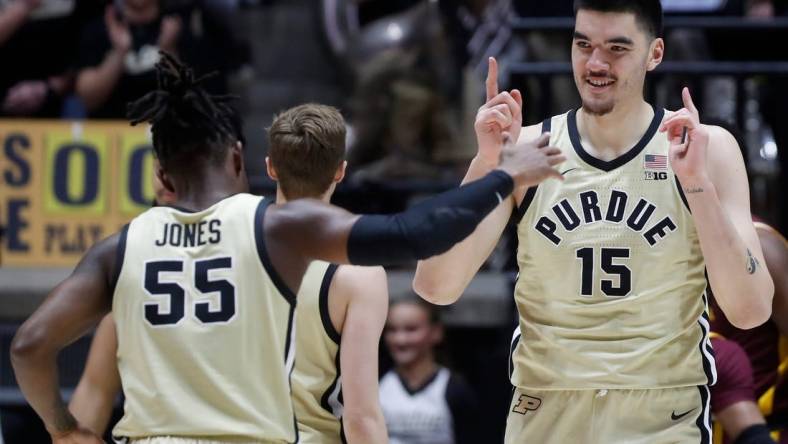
[3,133,31,187]
[54,144,99,205]
[6,199,30,251]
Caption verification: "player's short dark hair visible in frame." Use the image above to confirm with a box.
[574,0,663,38]
[267,104,346,199]
[126,52,243,176]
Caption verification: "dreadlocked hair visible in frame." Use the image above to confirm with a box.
[127,52,240,172]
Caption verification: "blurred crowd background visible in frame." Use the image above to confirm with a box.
[0,0,786,442]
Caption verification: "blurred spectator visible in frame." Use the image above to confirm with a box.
[711,335,776,444]
[711,222,788,442]
[0,0,103,117]
[345,0,489,180]
[380,295,481,444]
[75,0,247,118]
[511,0,576,121]
[75,0,183,118]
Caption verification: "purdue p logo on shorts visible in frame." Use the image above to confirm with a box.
[512,394,542,415]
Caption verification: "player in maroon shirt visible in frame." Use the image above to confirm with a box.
[711,335,775,443]
[711,221,788,442]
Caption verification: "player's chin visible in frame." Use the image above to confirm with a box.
[581,97,615,116]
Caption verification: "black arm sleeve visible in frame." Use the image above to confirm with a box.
[445,373,482,444]
[347,170,514,265]
[733,424,776,444]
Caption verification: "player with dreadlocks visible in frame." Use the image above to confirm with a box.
[10,53,566,443]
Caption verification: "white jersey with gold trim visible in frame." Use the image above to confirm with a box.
[511,107,715,390]
[112,194,298,442]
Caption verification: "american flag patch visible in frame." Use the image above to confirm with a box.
[644,154,667,170]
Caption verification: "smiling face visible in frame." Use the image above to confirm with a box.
[571,9,663,116]
[384,302,442,368]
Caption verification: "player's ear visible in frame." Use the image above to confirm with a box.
[231,142,244,177]
[647,37,664,72]
[156,163,176,194]
[334,160,347,184]
[265,156,279,182]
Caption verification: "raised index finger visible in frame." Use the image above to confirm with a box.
[486,57,499,102]
[682,87,698,115]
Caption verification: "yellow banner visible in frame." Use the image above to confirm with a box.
[0,120,154,267]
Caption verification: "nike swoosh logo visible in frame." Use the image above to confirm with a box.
[671,409,695,421]
[560,168,578,176]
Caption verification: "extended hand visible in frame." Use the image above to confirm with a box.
[497,132,566,189]
[659,87,710,182]
[474,57,523,167]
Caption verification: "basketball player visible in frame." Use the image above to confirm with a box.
[710,335,775,444]
[269,105,389,444]
[68,104,391,443]
[10,54,565,442]
[414,1,775,442]
[711,221,788,443]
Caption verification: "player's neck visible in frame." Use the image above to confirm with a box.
[396,357,439,391]
[577,99,654,161]
[172,170,243,211]
[275,188,332,205]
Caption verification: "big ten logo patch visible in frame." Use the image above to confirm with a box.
[644,170,668,181]
[512,394,542,415]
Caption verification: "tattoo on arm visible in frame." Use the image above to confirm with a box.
[684,187,704,194]
[746,248,761,275]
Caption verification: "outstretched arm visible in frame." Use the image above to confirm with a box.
[10,234,118,440]
[266,168,514,292]
[336,266,389,444]
[661,88,773,329]
[266,109,564,295]
[69,314,122,436]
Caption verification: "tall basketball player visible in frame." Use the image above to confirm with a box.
[414,1,775,442]
[10,54,564,442]
[68,104,391,443]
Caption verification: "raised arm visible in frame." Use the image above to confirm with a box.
[334,266,389,444]
[413,57,563,304]
[10,234,119,441]
[69,314,122,436]
[660,88,774,329]
[76,6,131,112]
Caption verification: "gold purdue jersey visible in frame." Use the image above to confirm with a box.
[291,261,345,443]
[112,194,298,442]
[512,107,715,391]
